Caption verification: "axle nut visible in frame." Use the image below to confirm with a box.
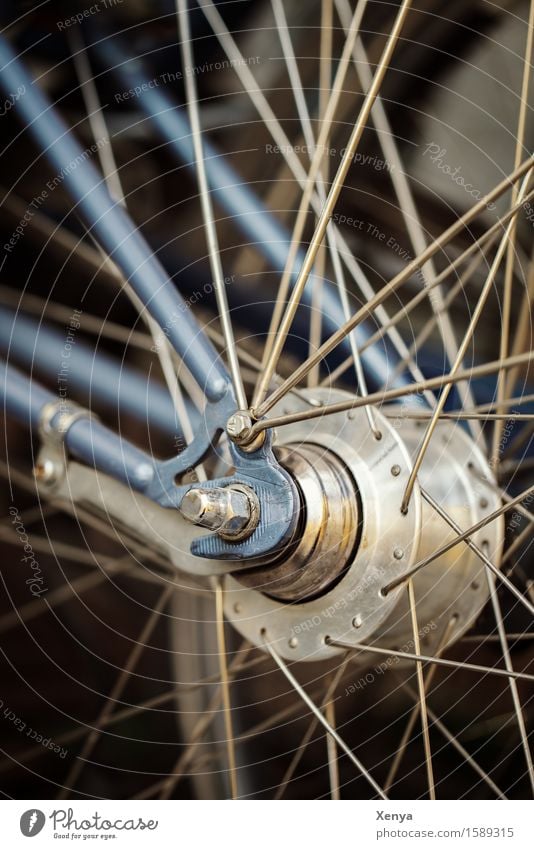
[179,484,259,541]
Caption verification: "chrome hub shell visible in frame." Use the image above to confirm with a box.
[224,389,504,662]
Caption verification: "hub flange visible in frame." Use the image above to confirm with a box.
[224,389,503,662]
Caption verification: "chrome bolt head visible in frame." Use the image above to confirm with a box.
[226,412,253,441]
[179,484,259,540]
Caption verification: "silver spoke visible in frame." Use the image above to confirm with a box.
[420,488,534,618]
[214,580,238,798]
[70,31,207,477]
[274,657,350,800]
[247,350,534,436]
[325,695,341,800]
[382,483,534,598]
[407,579,435,799]
[176,0,247,410]
[57,584,174,798]
[328,640,534,684]
[254,155,534,417]
[263,633,388,799]
[354,182,534,384]
[253,0,413,406]
[197,0,441,398]
[384,617,456,793]
[484,567,534,793]
[399,679,508,799]
[400,171,533,513]
[265,0,378,433]
[336,0,480,438]
[492,0,534,465]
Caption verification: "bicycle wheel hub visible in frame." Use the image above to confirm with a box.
[225,389,504,662]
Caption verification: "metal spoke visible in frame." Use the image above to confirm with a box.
[263,633,388,799]
[69,31,207,476]
[327,640,534,684]
[382,482,534,597]
[253,0,413,407]
[492,0,534,465]
[338,184,534,390]
[386,412,534,423]
[420,487,534,617]
[250,0,373,405]
[265,0,378,433]
[325,695,341,800]
[197,0,443,397]
[69,31,124,204]
[176,0,247,410]
[462,633,534,643]
[336,0,479,438]
[270,0,315,152]
[407,579,435,799]
[400,170,533,513]
[247,350,534,436]
[366,233,498,368]
[254,155,534,417]
[399,679,507,799]
[384,616,456,793]
[380,245,498,392]
[468,393,534,415]
[57,584,174,798]
[158,645,253,800]
[484,567,534,793]
[307,0,331,391]
[214,580,238,798]
[274,657,350,800]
